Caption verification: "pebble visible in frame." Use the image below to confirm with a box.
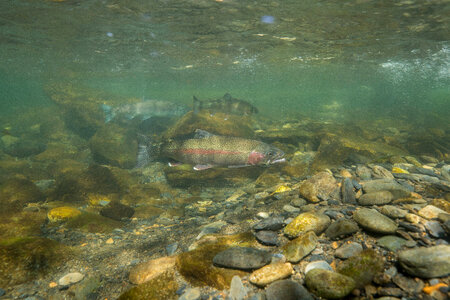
[418,205,447,219]
[283,204,300,214]
[229,276,247,300]
[255,230,279,246]
[305,269,355,299]
[377,235,408,252]
[304,260,332,274]
[179,287,201,300]
[358,191,393,206]
[335,242,363,259]
[282,231,318,263]
[58,272,84,286]
[283,212,330,238]
[325,218,359,241]
[398,245,450,278]
[290,198,307,207]
[256,212,269,219]
[129,256,177,284]
[379,205,407,218]
[213,247,271,270]
[353,208,398,234]
[253,217,285,231]
[265,280,313,300]
[249,262,293,286]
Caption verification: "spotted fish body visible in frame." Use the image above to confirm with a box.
[160,134,285,169]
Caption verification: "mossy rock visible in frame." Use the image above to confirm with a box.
[0,211,47,240]
[118,271,178,300]
[47,206,82,222]
[0,236,71,286]
[336,249,384,288]
[65,212,123,233]
[89,124,138,169]
[177,232,255,289]
[305,269,355,299]
[164,111,254,140]
[0,178,45,213]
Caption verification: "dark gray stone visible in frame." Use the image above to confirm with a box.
[265,280,313,300]
[213,247,271,270]
[353,208,398,234]
[253,217,285,231]
[358,191,393,206]
[398,245,450,278]
[325,219,359,239]
[255,230,279,246]
[341,178,356,204]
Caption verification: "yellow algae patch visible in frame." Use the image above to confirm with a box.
[270,185,292,196]
[87,193,111,207]
[392,167,409,174]
[47,207,81,222]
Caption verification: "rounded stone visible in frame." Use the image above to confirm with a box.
[212,247,271,270]
[255,230,279,246]
[325,219,359,239]
[335,242,363,259]
[284,212,331,239]
[282,231,318,263]
[353,208,398,234]
[398,245,450,278]
[266,280,313,300]
[47,207,82,222]
[305,269,355,299]
[305,260,333,274]
[249,262,293,286]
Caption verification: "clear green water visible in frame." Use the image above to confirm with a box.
[1,0,448,124]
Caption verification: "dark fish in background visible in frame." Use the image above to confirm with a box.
[193,93,259,116]
[101,99,189,123]
[136,129,285,170]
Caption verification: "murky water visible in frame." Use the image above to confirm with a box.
[0,0,449,299]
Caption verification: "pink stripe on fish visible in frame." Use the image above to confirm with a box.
[178,149,243,155]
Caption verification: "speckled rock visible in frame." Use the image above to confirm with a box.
[284,212,330,239]
[398,245,450,278]
[282,231,318,263]
[336,249,384,288]
[305,269,355,299]
[325,219,359,239]
[212,247,271,270]
[358,191,393,206]
[265,280,313,300]
[129,256,177,284]
[299,171,338,203]
[249,262,293,286]
[353,208,398,234]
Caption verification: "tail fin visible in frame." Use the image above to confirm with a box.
[135,134,152,168]
[101,104,115,123]
[193,96,202,114]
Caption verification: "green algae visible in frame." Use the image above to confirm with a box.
[0,236,71,286]
[118,271,178,300]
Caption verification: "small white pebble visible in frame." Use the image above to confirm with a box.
[58,272,84,286]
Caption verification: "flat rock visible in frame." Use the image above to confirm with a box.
[265,280,313,300]
[305,269,355,299]
[249,262,293,286]
[299,171,338,203]
[372,165,394,179]
[129,256,177,284]
[325,219,359,239]
[58,272,84,286]
[341,178,356,204]
[377,235,408,252]
[335,242,363,259]
[358,191,393,206]
[284,212,330,238]
[424,220,446,238]
[213,247,271,270]
[361,179,411,199]
[379,205,407,219]
[282,231,318,263]
[398,245,450,278]
[353,208,398,234]
[418,205,446,219]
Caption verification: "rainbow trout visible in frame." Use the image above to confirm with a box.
[137,130,285,170]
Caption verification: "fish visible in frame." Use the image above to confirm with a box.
[193,93,258,116]
[101,99,189,123]
[137,129,285,170]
